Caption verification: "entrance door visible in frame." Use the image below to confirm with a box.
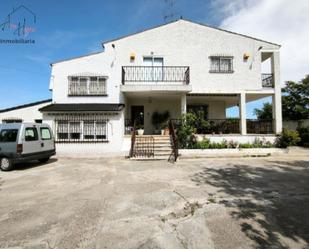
[131,106,144,126]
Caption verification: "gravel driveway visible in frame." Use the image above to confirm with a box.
[0,154,309,249]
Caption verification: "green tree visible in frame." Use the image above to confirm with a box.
[254,102,273,120]
[253,75,309,120]
[282,75,309,120]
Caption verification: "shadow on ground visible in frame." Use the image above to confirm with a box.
[191,160,309,248]
[13,158,58,171]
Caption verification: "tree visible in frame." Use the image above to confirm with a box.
[254,103,273,120]
[253,75,309,120]
[282,75,309,120]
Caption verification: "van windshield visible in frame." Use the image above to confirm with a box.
[0,129,18,142]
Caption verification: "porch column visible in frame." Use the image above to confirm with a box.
[181,94,187,115]
[271,51,282,134]
[239,92,247,135]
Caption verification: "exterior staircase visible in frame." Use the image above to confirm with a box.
[130,135,173,160]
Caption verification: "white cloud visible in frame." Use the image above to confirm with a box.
[217,0,309,84]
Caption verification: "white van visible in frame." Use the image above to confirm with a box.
[0,123,56,171]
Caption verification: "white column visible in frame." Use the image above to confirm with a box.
[271,51,282,134]
[239,93,247,135]
[181,94,187,115]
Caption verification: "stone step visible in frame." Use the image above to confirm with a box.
[130,155,170,161]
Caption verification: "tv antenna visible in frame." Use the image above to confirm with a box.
[163,0,181,23]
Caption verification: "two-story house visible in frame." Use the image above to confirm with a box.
[39,19,282,156]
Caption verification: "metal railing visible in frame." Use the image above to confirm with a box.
[132,136,155,158]
[129,121,136,157]
[122,66,190,85]
[168,120,179,162]
[55,114,108,143]
[170,118,240,134]
[262,73,274,88]
[125,119,134,135]
[247,119,273,134]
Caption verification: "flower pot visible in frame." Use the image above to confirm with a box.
[164,128,170,135]
[137,129,144,135]
[161,129,165,135]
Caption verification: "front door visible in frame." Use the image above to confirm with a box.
[131,106,144,127]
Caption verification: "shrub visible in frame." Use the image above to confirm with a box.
[275,129,301,148]
[297,126,309,147]
[193,138,210,149]
[178,113,197,148]
[239,143,253,148]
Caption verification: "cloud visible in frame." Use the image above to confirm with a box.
[216,0,309,84]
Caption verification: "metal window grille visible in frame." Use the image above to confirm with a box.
[55,114,108,143]
[210,57,233,73]
[68,76,107,96]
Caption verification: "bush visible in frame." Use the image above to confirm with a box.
[297,126,309,147]
[178,113,197,148]
[239,143,253,148]
[275,129,301,148]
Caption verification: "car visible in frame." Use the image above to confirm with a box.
[0,123,56,171]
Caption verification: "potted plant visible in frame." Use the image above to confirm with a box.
[136,124,144,135]
[160,122,169,135]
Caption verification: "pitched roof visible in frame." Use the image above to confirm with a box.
[0,99,52,113]
[51,18,280,65]
[39,103,125,112]
[102,18,281,47]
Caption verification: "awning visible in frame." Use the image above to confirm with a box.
[39,103,125,112]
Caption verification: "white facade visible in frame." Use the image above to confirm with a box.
[43,19,282,154]
[0,100,51,124]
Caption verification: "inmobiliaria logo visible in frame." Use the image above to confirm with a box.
[0,5,36,44]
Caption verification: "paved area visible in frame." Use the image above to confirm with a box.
[0,154,309,249]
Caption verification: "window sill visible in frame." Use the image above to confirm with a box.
[68,94,108,97]
[209,70,234,74]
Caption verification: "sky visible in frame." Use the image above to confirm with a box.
[0,0,308,118]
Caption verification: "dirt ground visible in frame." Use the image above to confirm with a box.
[0,154,309,249]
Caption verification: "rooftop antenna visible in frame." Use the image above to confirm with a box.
[163,0,181,23]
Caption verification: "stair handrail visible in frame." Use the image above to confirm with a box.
[129,120,136,157]
[168,119,179,162]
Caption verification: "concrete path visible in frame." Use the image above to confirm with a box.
[0,154,308,248]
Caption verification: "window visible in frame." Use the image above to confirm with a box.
[143,56,164,81]
[0,129,18,142]
[83,121,95,140]
[25,127,38,141]
[68,76,107,96]
[56,117,108,142]
[2,119,22,123]
[69,122,81,139]
[210,56,233,73]
[40,127,52,140]
[57,121,68,139]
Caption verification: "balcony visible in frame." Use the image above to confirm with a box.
[121,66,191,93]
[122,66,190,84]
[262,73,274,88]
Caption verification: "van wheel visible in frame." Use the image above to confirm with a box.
[0,157,13,171]
[38,157,50,163]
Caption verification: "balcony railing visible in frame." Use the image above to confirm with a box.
[262,73,274,88]
[247,119,273,134]
[122,66,190,85]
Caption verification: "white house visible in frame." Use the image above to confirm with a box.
[0,99,51,124]
[39,19,282,157]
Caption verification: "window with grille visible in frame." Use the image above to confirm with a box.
[209,56,233,73]
[68,76,107,96]
[56,116,108,142]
